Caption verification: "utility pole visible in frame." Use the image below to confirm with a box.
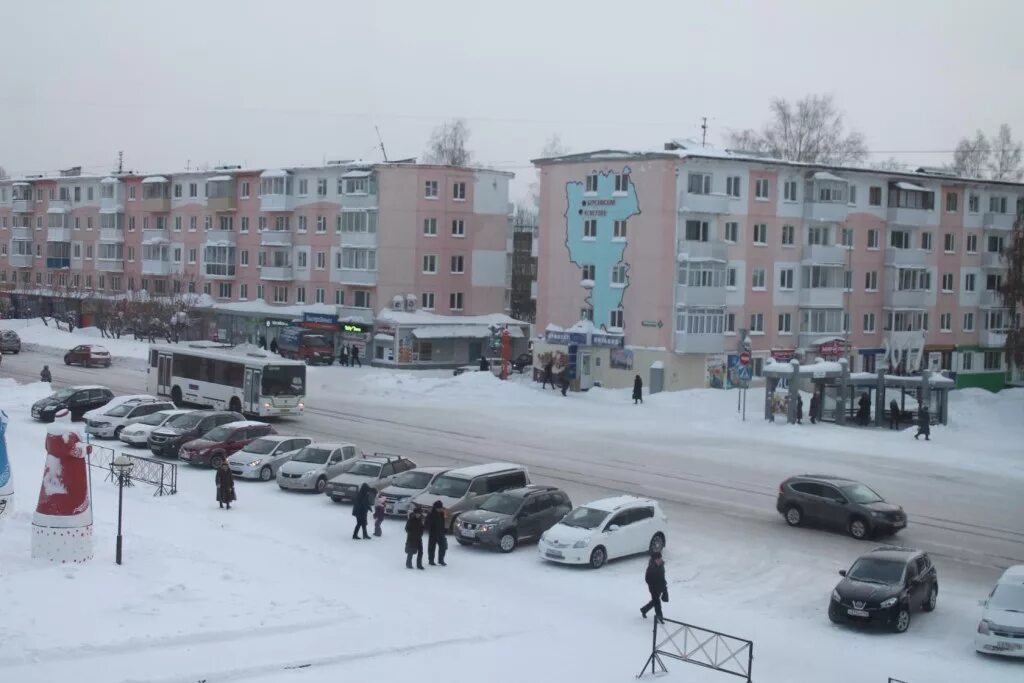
[375,126,389,162]
[700,117,708,148]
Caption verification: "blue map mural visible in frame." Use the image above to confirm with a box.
[565,169,640,328]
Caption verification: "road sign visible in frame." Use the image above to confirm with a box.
[737,365,752,382]
[739,351,751,366]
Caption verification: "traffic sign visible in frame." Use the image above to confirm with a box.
[737,365,753,383]
[739,351,751,366]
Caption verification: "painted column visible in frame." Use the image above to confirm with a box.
[921,370,932,424]
[787,359,800,424]
[835,359,849,426]
[31,426,93,563]
[874,369,886,428]
[0,411,12,530]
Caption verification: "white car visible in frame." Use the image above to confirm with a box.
[85,397,176,439]
[976,564,1024,657]
[83,394,157,422]
[227,436,313,481]
[119,409,194,447]
[538,495,668,569]
[277,443,359,492]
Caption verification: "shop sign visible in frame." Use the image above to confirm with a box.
[343,323,369,333]
[771,348,796,362]
[303,312,338,325]
[641,320,663,328]
[546,330,587,345]
[590,333,624,348]
[818,340,847,358]
[375,323,395,336]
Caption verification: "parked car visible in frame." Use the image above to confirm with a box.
[83,394,159,422]
[829,546,939,633]
[277,443,359,492]
[275,326,335,365]
[455,485,572,553]
[86,398,176,439]
[777,474,907,540]
[976,564,1024,657]
[119,409,194,447]
[410,463,530,531]
[325,455,417,503]
[376,466,451,517]
[511,352,533,373]
[64,344,112,368]
[179,420,276,468]
[147,410,244,458]
[31,385,114,422]
[0,330,21,354]
[227,435,313,481]
[538,495,668,569]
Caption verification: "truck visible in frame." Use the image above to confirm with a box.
[275,326,335,365]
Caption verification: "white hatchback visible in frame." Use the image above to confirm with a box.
[227,436,313,481]
[86,397,176,439]
[538,495,668,569]
[976,564,1024,658]
[119,409,194,446]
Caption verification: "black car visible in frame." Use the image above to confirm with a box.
[31,386,114,422]
[776,474,906,540]
[511,352,533,373]
[454,485,572,553]
[829,546,939,633]
[147,410,243,458]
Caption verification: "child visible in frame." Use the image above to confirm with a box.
[373,496,386,537]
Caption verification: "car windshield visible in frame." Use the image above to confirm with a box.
[167,412,204,429]
[478,493,522,515]
[49,389,76,401]
[841,483,883,504]
[560,507,609,530]
[262,365,305,397]
[305,334,330,349]
[392,471,434,490]
[245,438,278,455]
[990,584,1024,612]
[105,404,135,417]
[847,558,906,585]
[294,447,331,464]
[349,462,382,477]
[138,412,172,426]
[427,475,471,498]
[202,426,234,441]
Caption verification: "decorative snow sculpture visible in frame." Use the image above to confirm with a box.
[31,426,93,563]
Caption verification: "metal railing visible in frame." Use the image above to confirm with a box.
[638,616,753,681]
[87,444,177,496]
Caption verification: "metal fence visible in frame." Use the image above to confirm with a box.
[638,616,753,681]
[88,444,177,496]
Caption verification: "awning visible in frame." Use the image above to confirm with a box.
[342,170,372,179]
[260,169,289,178]
[142,176,168,184]
[373,333,394,342]
[813,171,846,182]
[206,175,232,182]
[412,325,491,340]
[896,181,928,192]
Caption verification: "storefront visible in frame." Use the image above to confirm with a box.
[371,310,530,370]
[208,301,373,349]
[952,344,1009,391]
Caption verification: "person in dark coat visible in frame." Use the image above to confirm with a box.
[258,335,267,350]
[405,509,425,569]
[796,395,804,424]
[889,399,900,430]
[809,393,819,424]
[215,462,236,510]
[339,346,349,367]
[373,497,386,537]
[914,405,931,441]
[426,500,448,566]
[352,483,373,540]
[270,338,278,354]
[632,375,643,404]
[560,373,570,397]
[350,344,361,367]
[640,551,667,623]
[858,392,871,426]
[40,365,52,383]
[542,360,555,389]
[479,356,490,372]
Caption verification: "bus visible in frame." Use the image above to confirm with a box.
[147,342,306,417]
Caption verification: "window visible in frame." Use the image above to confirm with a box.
[869,186,882,206]
[583,219,597,239]
[784,180,798,202]
[675,307,724,335]
[985,273,1003,292]
[241,181,250,199]
[613,220,627,239]
[724,221,738,243]
[609,308,624,328]
[295,286,306,304]
[128,216,135,231]
[968,193,979,213]
[844,270,853,290]
[897,268,931,291]
[173,183,182,198]
[296,179,308,196]
[726,176,741,197]
[963,312,974,332]
[203,246,236,277]
[449,291,464,311]
[779,268,794,290]
[580,307,593,321]
[942,233,955,253]
[127,247,135,262]
[188,248,197,264]
[983,351,1001,371]
[848,185,857,205]
[450,255,464,273]
[864,271,878,291]
[841,228,853,247]
[863,313,876,333]
[316,251,326,270]
[188,216,197,232]
[314,287,325,304]
[989,196,1008,214]
[173,247,181,263]
[890,230,910,249]
[725,312,736,333]
[316,178,327,197]
[749,313,764,333]
[297,215,307,233]
[240,250,249,266]
[687,173,711,195]
[218,282,232,299]
[451,219,465,237]
[423,217,437,236]
[273,286,288,303]
[87,187,93,201]
[677,262,725,287]
[939,313,952,332]
[611,264,627,286]
[684,220,709,241]
[421,292,435,310]
[920,232,932,251]
[941,273,953,292]
[962,352,973,370]
[781,224,795,246]
[333,289,343,305]
[726,267,737,288]
[752,223,767,245]
[297,251,307,268]
[778,312,792,334]
[987,234,1004,254]
[585,174,598,193]
[341,247,375,270]
[964,273,976,292]
[751,267,766,289]
[966,234,978,253]
[452,182,466,200]
[316,216,327,233]
[946,192,958,212]
[422,254,437,273]
[614,173,630,193]
[188,183,197,198]
[424,180,438,198]
[340,211,376,233]
[581,264,596,281]
[128,185,136,200]
[239,283,248,299]
[755,179,769,199]
[204,215,212,231]
[866,229,879,250]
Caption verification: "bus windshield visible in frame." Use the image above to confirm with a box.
[262,365,305,397]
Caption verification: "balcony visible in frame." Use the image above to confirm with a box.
[206,176,236,213]
[340,231,378,248]
[46,257,70,269]
[100,228,125,243]
[96,259,124,273]
[11,226,31,240]
[980,330,1007,349]
[142,196,171,213]
[803,201,849,224]
[142,259,173,276]
[11,198,31,213]
[674,331,725,354]
[980,289,1004,308]
[142,228,170,244]
[205,230,236,246]
[884,248,930,267]
[886,206,929,227]
[9,253,32,268]
[100,178,124,212]
[48,199,71,212]
[260,265,294,281]
[47,227,72,242]
[679,193,731,215]
[981,251,1006,270]
[260,230,293,247]
[260,194,294,213]
[983,212,1014,230]
[204,264,236,280]
[335,269,378,286]
[675,284,727,307]
[801,244,847,265]
[884,289,930,309]
[798,287,844,308]
[676,239,728,263]
[142,177,171,212]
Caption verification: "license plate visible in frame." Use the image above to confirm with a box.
[279,408,290,413]
[460,529,476,538]
[990,642,1023,651]
[847,609,869,617]
[546,550,564,559]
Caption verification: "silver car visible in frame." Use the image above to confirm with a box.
[277,443,359,493]
[377,466,451,516]
[324,456,417,503]
[119,409,195,447]
[227,436,313,481]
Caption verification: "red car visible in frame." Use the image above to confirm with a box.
[64,344,112,368]
[178,420,276,468]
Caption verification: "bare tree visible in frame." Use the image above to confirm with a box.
[988,124,1023,181]
[871,157,910,172]
[525,134,572,211]
[0,166,8,180]
[951,130,992,178]
[424,118,473,166]
[727,94,868,165]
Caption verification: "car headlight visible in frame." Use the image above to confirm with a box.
[572,539,590,549]
[478,524,493,533]
[247,459,262,467]
[302,470,316,478]
[831,589,841,602]
[978,619,992,635]
[870,511,883,517]
[879,597,898,608]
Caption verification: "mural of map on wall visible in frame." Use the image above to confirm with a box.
[564,169,640,329]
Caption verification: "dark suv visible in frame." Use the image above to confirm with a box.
[179,420,276,468]
[777,474,906,540]
[454,485,573,553]
[147,410,244,458]
[31,386,114,422]
[829,546,939,633]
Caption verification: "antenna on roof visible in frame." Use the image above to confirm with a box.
[117,151,123,174]
[375,126,389,162]
[701,117,709,148]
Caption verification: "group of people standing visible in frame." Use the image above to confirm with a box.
[404,501,448,569]
[338,344,362,367]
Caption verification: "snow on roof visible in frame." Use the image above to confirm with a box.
[764,358,844,375]
[545,323,564,332]
[373,333,394,342]
[341,170,372,178]
[412,325,491,340]
[142,176,168,184]
[375,309,528,327]
[206,175,232,182]
[260,169,289,178]
[143,237,169,245]
[896,181,929,192]
[207,299,336,318]
[567,319,596,334]
[100,177,120,184]
[812,171,846,182]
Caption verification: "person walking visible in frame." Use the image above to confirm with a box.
[479,356,490,372]
[373,496,386,537]
[542,360,555,389]
[215,462,236,510]
[560,372,570,397]
[426,500,448,566]
[40,365,52,383]
[405,509,425,569]
[352,483,373,540]
[858,392,871,426]
[339,346,349,367]
[270,338,278,354]
[796,395,804,424]
[632,375,643,405]
[350,344,361,367]
[640,551,667,623]
[809,393,819,424]
[914,405,931,441]
[889,399,900,430]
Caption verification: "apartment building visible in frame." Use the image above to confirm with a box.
[533,146,1021,392]
[0,161,514,344]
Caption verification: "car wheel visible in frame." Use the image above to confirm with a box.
[892,606,911,633]
[784,505,803,527]
[648,532,666,554]
[259,466,273,482]
[828,603,841,624]
[315,477,327,493]
[923,585,938,612]
[229,397,242,414]
[330,496,342,503]
[848,517,869,540]
[589,546,607,569]
[104,362,111,368]
[209,452,226,469]
[447,514,461,533]
[64,355,71,365]
[456,538,473,546]
[171,386,183,405]
[498,532,517,553]
[114,426,124,439]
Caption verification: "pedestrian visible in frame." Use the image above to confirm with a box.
[40,365,52,383]
[351,344,361,367]
[373,496,385,537]
[405,509,425,570]
[339,346,349,367]
[258,335,267,350]
[888,399,899,430]
[215,462,236,510]
[560,372,570,397]
[632,374,643,405]
[542,359,555,389]
[796,395,803,424]
[808,393,819,424]
[270,338,278,354]
[914,405,931,441]
[640,551,667,623]
[479,356,490,372]
[426,500,448,566]
[858,392,871,426]
[352,483,373,540]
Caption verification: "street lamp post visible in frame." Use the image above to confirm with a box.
[111,454,134,565]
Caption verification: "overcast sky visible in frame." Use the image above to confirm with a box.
[4,0,1023,200]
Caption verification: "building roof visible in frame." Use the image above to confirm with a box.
[376,309,528,327]
[532,149,679,166]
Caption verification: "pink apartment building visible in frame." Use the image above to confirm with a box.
[0,161,514,359]
[533,146,1022,392]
